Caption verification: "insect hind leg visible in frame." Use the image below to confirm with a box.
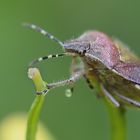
[101,84,120,107]
[114,91,140,108]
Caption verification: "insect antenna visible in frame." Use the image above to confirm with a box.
[23,23,64,47]
[29,53,67,66]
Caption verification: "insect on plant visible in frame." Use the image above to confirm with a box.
[25,23,140,108]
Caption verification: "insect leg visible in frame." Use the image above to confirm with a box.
[37,70,84,94]
[29,53,66,66]
[23,23,64,46]
[67,57,78,93]
[114,91,140,108]
[83,75,94,89]
[101,85,120,107]
[70,57,94,90]
[64,57,81,94]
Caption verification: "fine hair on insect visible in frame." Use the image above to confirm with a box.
[24,23,140,109]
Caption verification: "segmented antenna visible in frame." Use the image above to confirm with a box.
[29,53,66,66]
[23,23,64,47]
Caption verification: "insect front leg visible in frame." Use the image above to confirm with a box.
[67,56,79,93]
[65,56,86,94]
[67,57,94,94]
[37,70,84,94]
[29,53,84,94]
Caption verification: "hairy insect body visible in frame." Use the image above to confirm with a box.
[64,31,140,108]
[87,59,140,107]
[64,31,120,67]
[25,23,140,108]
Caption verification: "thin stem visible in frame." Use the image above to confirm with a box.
[105,101,126,140]
[26,67,126,140]
[87,73,126,140]
[26,68,47,140]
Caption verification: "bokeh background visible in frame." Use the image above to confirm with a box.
[0,0,140,140]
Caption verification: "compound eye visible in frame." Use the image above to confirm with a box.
[81,43,91,55]
[83,49,87,54]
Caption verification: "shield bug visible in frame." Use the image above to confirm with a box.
[25,23,140,108]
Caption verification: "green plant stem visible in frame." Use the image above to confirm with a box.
[89,74,126,140]
[26,67,126,140]
[26,68,47,140]
[105,101,126,140]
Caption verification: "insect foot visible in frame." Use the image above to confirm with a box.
[28,68,47,95]
[36,89,49,95]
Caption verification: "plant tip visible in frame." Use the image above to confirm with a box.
[28,68,39,79]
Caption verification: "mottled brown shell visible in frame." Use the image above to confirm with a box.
[64,31,140,85]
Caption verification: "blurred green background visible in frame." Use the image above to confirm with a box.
[0,0,140,140]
